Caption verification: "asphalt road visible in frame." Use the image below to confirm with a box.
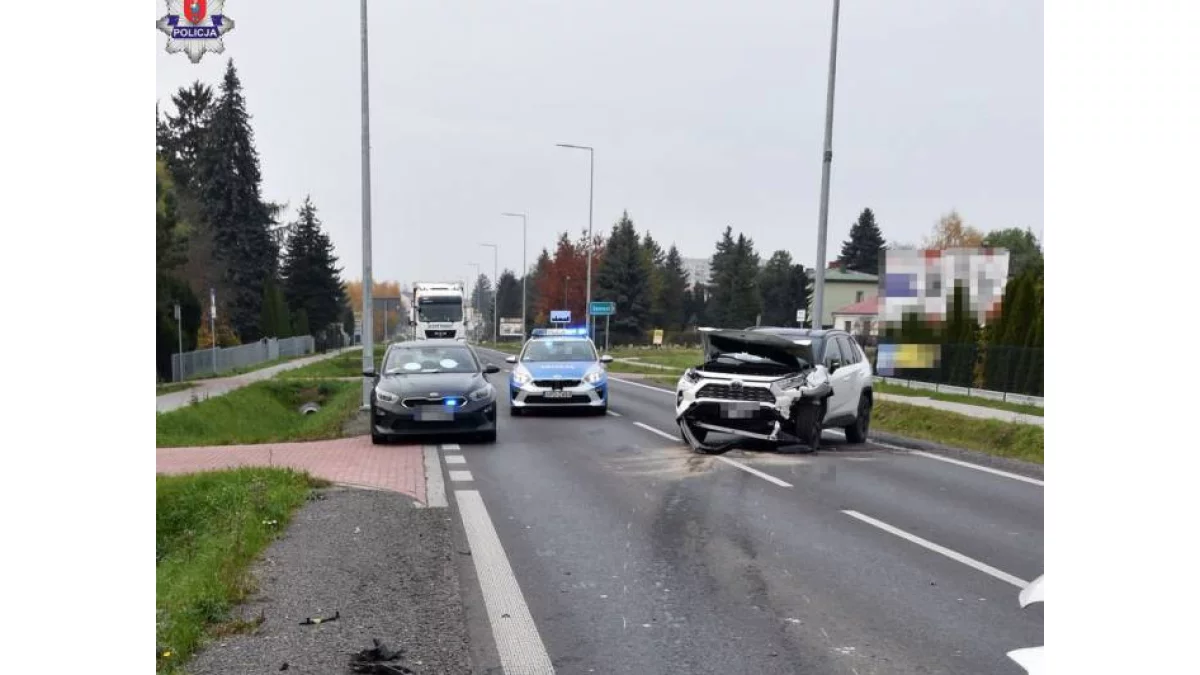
[450,347,1043,675]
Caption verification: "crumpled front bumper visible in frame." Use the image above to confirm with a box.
[674,372,831,453]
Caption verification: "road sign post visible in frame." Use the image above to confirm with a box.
[588,302,615,351]
[550,310,571,325]
[796,309,807,327]
[605,314,610,352]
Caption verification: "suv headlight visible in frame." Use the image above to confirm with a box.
[583,367,604,384]
[375,387,400,404]
[806,368,828,387]
[512,366,533,385]
[469,384,495,401]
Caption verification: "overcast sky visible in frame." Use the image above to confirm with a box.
[156,0,1042,286]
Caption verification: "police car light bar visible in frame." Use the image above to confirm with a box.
[530,327,589,337]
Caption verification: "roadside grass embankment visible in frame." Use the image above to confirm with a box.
[276,344,383,379]
[156,467,327,673]
[873,381,1043,417]
[157,382,197,396]
[872,400,1043,464]
[156,380,361,447]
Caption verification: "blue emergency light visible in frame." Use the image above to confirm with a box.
[530,327,589,337]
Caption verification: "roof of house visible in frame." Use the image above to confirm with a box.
[804,266,879,283]
[832,295,880,316]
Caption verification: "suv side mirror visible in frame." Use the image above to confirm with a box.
[600,354,613,363]
[483,364,500,374]
[828,359,841,373]
[505,355,518,364]
[363,370,379,379]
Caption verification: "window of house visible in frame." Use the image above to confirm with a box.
[856,290,865,302]
[844,321,852,331]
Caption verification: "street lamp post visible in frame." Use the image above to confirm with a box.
[556,143,594,341]
[501,212,527,338]
[811,0,841,331]
[467,262,481,339]
[480,243,499,342]
[359,0,375,408]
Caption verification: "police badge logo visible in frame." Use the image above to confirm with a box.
[157,0,236,64]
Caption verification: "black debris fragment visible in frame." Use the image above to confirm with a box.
[299,610,340,625]
[279,663,289,671]
[349,639,413,674]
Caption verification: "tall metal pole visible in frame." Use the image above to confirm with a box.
[175,302,183,382]
[811,0,841,331]
[556,144,595,339]
[502,213,527,338]
[468,262,481,338]
[209,288,216,375]
[359,0,375,407]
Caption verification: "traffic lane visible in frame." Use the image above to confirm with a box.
[461,393,1035,674]
[605,376,1045,583]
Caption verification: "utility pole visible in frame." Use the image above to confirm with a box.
[209,288,216,375]
[556,144,594,341]
[359,0,375,407]
[811,0,841,331]
[174,302,183,382]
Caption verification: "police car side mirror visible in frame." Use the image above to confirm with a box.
[600,354,613,363]
[505,355,518,364]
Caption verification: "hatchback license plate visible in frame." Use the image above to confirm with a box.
[417,411,453,421]
[543,391,572,399]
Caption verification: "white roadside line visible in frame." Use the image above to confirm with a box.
[442,443,461,451]
[608,376,675,394]
[633,421,680,442]
[449,470,474,482]
[423,446,448,508]
[908,450,1045,487]
[445,454,467,465]
[716,456,794,488]
[842,509,1029,589]
[606,410,622,417]
[630,422,794,488]
[454,490,556,674]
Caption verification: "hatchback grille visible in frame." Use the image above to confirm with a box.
[696,384,774,403]
[533,379,581,389]
[402,396,467,408]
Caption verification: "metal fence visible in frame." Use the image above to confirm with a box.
[171,335,315,382]
[864,341,1044,398]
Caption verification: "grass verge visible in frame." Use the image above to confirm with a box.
[157,382,196,396]
[872,399,1043,464]
[608,347,702,370]
[276,345,386,379]
[156,467,325,672]
[874,381,1044,417]
[156,379,362,447]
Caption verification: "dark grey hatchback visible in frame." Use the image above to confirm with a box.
[366,340,500,444]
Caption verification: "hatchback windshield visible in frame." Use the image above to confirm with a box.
[417,298,463,323]
[521,339,597,362]
[385,346,478,374]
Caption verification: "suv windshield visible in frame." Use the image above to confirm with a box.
[384,346,478,374]
[521,339,597,362]
[417,298,463,323]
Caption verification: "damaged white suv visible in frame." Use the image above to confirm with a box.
[675,327,873,454]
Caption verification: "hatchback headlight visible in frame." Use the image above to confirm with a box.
[512,367,532,385]
[469,384,495,401]
[583,368,604,384]
[375,387,399,404]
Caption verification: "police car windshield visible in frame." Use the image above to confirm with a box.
[521,339,597,362]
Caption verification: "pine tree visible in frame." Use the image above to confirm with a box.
[194,60,279,341]
[280,196,346,332]
[726,234,762,327]
[706,227,737,325]
[496,270,521,321]
[757,250,803,326]
[157,81,214,190]
[292,308,310,337]
[595,211,651,341]
[658,245,689,332]
[260,275,282,338]
[641,232,666,329]
[527,249,552,327]
[837,208,887,275]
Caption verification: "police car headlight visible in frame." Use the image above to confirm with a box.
[469,384,495,401]
[375,387,400,404]
[512,367,533,385]
[583,368,605,385]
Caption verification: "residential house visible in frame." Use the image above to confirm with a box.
[831,295,880,337]
[806,262,879,328]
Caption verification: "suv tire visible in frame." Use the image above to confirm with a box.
[843,393,872,444]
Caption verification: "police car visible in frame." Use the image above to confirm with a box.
[505,327,613,415]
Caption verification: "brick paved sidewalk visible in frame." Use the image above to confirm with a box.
[156,436,427,504]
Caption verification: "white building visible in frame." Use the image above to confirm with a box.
[682,257,711,287]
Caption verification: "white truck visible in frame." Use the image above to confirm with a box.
[411,281,467,340]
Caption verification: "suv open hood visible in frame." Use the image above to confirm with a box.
[700,329,815,371]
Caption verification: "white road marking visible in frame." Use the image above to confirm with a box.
[607,410,622,417]
[445,454,467,465]
[423,446,448,508]
[442,443,461,451]
[608,376,676,394]
[454,490,555,674]
[716,456,794,488]
[826,429,1044,486]
[449,470,474,482]
[842,510,1029,589]
[633,421,681,442]
[907,450,1045,487]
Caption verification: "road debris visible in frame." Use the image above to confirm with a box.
[349,638,414,674]
[299,610,340,625]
